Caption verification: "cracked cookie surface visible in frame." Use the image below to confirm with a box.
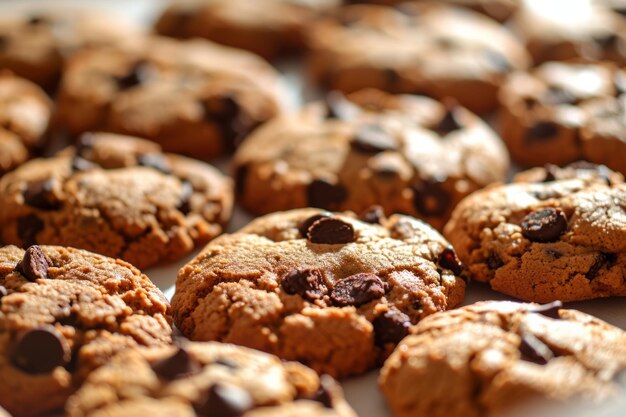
[0,133,233,269]
[0,245,172,417]
[234,89,509,231]
[66,341,356,417]
[380,300,626,417]
[444,163,626,302]
[173,208,466,378]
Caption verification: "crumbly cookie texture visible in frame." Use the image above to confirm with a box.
[66,341,356,417]
[307,3,530,114]
[0,245,172,417]
[155,0,341,59]
[0,133,233,270]
[57,36,283,159]
[0,72,51,176]
[0,10,142,90]
[444,162,626,302]
[173,208,466,378]
[380,300,626,417]
[499,61,626,174]
[234,89,509,230]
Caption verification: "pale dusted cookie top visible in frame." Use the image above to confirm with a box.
[0,72,51,175]
[234,89,509,230]
[66,342,356,417]
[173,208,466,378]
[0,245,172,417]
[444,163,626,302]
[380,300,626,417]
[0,133,233,269]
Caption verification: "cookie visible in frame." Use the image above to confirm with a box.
[512,1,626,64]
[0,72,51,176]
[380,300,626,417]
[0,133,233,270]
[172,207,466,378]
[443,162,626,302]
[234,89,509,230]
[155,0,341,59]
[0,244,172,417]
[66,341,356,417]
[307,3,530,114]
[499,61,626,173]
[56,36,283,159]
[0,10,142,90]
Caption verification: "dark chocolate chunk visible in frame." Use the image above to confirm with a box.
[412,180,451,217]
[151,347,201,380]
[521,208,568,243]
[595,33,619,50]
[359,205,385,224]
[307,217,355,244]
[586,252,617,280]
[177,181,194,215]
[373,309,411,346]
[234,165,249,195]
[313,375,335,408]
[195,384,253,417]
[518,332,554,365]
[23,179,61,210]
[75,133,96,157]
[486,252,504,270]
[203,94,250,152]
[434,104,463,135]
[281,269,328,301]
[116,62,151,90]
[307,179,347,210]
[15,245,48,282]
[524,121,559,143]
[17,214,44,247]
[299,213,332,237]
[330,273,385,307]
[27,15,48,25]
[541,164,559,182]
[351,124,396,153]
[137,154,172,175]
[528,301,563,320]
[12,326,70,374]
[438,246,463,275]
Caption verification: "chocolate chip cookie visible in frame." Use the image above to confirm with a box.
[56,36,283,159]
[307,3,530,114]
[499,61,626,173]
[155,0,341,59]
[0,10,142,90]
[66,341,356,417]
[173,208,466,378]
[444,162,626,302]
[0,72,51,177]
[0,244,172,417]
[234,89,509,231]
[380,300,626,417]
[0,133,233,270]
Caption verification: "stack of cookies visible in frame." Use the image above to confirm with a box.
[0,1,624,417]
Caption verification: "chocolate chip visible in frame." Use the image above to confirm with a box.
[280,269,328,301]
[151,347,201,380]
[177,181,194,215]
[307,179,347,210]
[137,154,172,174]
[351,124,396,153]
[330,273,385,307]
[17,215,44,247]
[116,62,151,90]
[412,180,451,217]
[12,326,70,374]
[325,91,357,120]
[524,121,559,143]
[15,245,48,282]
[307,217,355,244]
[71,156,98,172]
[595,33,619,50]
[438,246,463,275]
[234,165,249,195]
[75,133,96,157]
[359,205,385,224]
[434,104,463,135]
[529,301,563,320]
[195,384,253,417]
[373,309,411,346]
[544,87,577,105]
[27,15,48,25]
[541,164,559,182]
[586,252,617,280]
[299,213,332,237]
[518,332,554,365]
[545,248,563,259]
[204,94,249,152]
[484,50,511,72]
[521,208,568,243]
[486,252,504,270]
[312,375,335,408]
[22,179,60,210]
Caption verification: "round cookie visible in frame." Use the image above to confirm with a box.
[0,244,172,417]
[0,133,233,270]
[0,72,51,176]
[380,300,626,417]
[56,36,283,159]
[234,89,509,231]
[512,1,626,64]
[444,162,626,302]
[499,61,626,173]
[0,10,142,90]
[172,207,466,378]
[155,0,341,59]
[66,341,357,417]
[307,3,530,114]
